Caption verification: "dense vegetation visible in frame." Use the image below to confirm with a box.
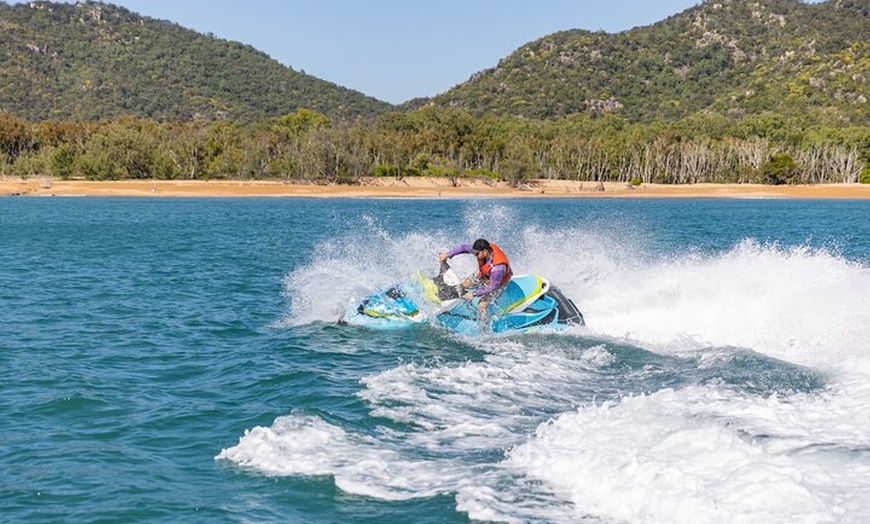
[2,108,867,185]
[423,0,870,125]
[0,1,390,122]
[0,0,868,185]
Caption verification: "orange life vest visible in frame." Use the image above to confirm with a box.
[478,243,513,289]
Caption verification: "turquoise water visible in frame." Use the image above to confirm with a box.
[3,197,870,523]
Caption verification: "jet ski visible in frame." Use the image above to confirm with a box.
[339,261,584,337]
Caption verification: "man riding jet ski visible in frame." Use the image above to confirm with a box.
[438,238,512,331]
[339,239,584,337]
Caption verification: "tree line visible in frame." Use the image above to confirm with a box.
[1,108,868,185]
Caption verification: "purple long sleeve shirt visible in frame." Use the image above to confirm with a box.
[446,244,508,297]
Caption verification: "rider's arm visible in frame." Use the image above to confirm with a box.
[474,264,506,297]
[446,244,474,258]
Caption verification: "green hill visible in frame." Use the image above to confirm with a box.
[419,0,870,125]
[2,0,869,130]
[0,1,392,122]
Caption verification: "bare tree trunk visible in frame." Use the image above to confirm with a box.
[735,137,769,183]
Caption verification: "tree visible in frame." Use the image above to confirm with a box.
[0,113,34,160]
[761,152,800,185]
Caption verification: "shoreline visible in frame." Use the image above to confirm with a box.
[3,177,870,199]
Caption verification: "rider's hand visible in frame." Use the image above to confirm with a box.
[463,292,474,301]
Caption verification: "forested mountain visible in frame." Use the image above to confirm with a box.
[2,0,867,125]
[1,0,868,186]
[422,0,870,125]
[0,1,392,122]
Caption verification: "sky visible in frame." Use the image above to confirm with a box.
[7,1,823,104]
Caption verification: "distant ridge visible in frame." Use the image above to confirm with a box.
[1,0,868,126]
[419,0,870,125]
[0,1,392,122]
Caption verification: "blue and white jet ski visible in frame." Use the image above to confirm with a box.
[339,261,584,337]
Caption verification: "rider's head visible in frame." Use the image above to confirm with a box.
[471,239,491,259]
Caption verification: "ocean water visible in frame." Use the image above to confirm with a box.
[2,196,869,524]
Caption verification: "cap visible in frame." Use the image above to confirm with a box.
[471,238,490,254]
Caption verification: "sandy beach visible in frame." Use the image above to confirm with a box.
[3,176,870,199]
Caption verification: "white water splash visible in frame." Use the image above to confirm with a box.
[258,202,870,523]
[507,384,870,524]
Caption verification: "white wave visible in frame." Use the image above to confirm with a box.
[215,413,460,501]
[267,203,870,522]
[216,341,622,522]
[572,239,870,372]
[219,336,870,523]
[359,342,602,450]
[507,384,870,524]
